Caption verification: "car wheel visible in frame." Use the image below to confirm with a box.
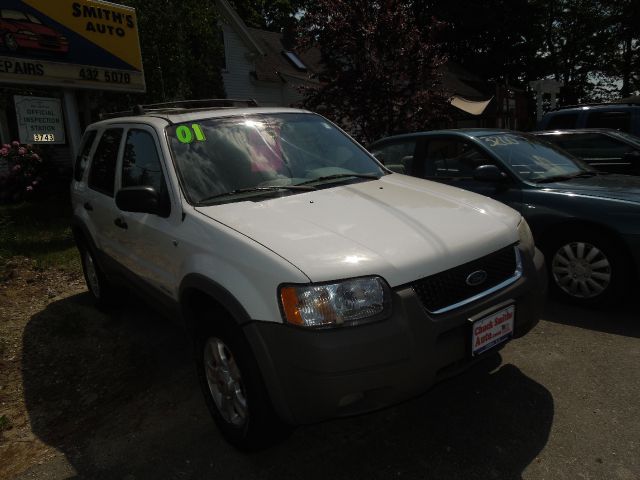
[196,318,289,450]
[79,243,118,309]
[544,231,631,306]
[4,33,18,52]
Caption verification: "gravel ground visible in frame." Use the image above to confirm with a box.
[1,262,638,480]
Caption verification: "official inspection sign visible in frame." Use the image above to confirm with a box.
[0,0,144,92]
[14,96,66,144]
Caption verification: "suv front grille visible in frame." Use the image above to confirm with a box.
[411,246,520,314]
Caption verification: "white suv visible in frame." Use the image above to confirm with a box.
[71,100,546,449]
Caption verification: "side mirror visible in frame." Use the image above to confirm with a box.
[116,186,168,216]
[473,164,508,183]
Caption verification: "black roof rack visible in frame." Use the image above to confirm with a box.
[99,98,259,120]
[553,100,640,111]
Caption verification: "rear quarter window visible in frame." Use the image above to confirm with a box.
[88,128,123,197]
[74,130,97,182]
[545,113,579,129]
[585,111,632,132]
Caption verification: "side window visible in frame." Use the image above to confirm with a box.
[426,139,492,178]
[546,113,578,129]
[74,130,97,182]
[585,111,632,132]
[121,129,167,194]
[370,141,416,173]
[88,128,123,197]
[554,133,633,159]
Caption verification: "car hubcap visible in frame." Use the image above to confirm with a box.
[204,337,248,427]
[551,242,611,298]
[84,251,101,299]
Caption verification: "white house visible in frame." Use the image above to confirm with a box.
[216,0,321,107]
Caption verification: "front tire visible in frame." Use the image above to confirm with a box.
[195,317,289,450]
[543,230,631,307]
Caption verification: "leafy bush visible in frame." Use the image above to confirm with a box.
[0,141,49,203]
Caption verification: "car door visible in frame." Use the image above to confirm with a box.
[85,127,125,262]
[418,135,524,213]
[111,125,181,299]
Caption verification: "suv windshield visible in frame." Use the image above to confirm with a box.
[477,133,594,182]
[167,113,385,204]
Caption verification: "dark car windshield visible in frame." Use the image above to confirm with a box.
[477,133,594,182]
[167,113,385,204]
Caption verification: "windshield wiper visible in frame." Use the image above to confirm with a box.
[534,171,597,183]
[295,173,382,186]
[197,185,316,204]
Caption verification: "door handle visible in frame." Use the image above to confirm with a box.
[114,218,128,230]
[83,202,93,211]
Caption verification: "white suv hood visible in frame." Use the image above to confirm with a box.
[195,174,520,286]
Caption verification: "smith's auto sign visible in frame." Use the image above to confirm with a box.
[0,0,144,92]
[14,96,66,144]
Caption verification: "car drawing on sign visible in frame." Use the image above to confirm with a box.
[532,129,640,175]
[70,100,545,449]
[0,9,69,55]
[369,129,640,307]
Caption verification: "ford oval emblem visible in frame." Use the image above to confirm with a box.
[466,270,488,287]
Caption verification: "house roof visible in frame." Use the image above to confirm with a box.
[246,27,322,84]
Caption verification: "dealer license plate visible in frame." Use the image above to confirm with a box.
[471,305,515,356]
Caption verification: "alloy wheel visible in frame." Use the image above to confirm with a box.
[551,241,612,299]
[204,337,248,427]
[84,251,101,299]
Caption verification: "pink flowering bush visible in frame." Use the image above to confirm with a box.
[0,141,47,203]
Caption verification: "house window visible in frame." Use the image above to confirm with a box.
[282,50,306,71]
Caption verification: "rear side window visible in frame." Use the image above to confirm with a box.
[585,111,632,132]
[88,128,123,197]
[74,130,97,182]
[546,113,578,129]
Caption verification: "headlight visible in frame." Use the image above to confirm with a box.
[517,217,535,257]
[280,276,391,328]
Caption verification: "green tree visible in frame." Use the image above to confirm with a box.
[103,0,226,111]
[298,0,450,143]
[416,0,546,89]
[228,0,304,32]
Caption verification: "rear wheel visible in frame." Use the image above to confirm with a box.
[195,316,290,450]
[79,243,118,309]
[543,230,631,307]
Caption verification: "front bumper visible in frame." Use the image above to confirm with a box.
[243,247,547,425]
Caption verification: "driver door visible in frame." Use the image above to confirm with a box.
[419,136,523,213]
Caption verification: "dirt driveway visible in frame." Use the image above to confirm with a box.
[1,260,639,480]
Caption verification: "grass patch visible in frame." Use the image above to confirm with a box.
[0,415,10,432]
[0,193,80,273]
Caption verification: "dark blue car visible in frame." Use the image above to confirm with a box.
[369,129,640,307]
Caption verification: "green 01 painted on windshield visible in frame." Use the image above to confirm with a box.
[176,124,206,143]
